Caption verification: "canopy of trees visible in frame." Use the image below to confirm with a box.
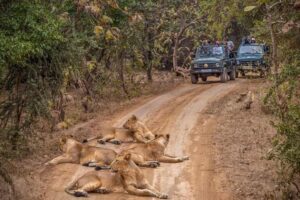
[0,0,299,197]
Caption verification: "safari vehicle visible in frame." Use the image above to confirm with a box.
[236,43,269,77]
[190,45,236,84]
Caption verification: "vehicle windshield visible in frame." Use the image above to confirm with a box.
[238,45,263,55]
[196,45,224,58]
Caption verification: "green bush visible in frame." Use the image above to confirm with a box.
[0,1,81,149]
[265,51,300,177]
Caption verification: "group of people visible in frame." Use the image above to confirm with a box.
[242,36,256,45]
[202,37,235,52]
[202,35,257,53]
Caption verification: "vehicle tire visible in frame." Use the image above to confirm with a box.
[191,74,198,84]
[229,66,236,80]
[259,70,265,78]
[220,68,227,83]
[201,77,207,82]
[241,70,246,77]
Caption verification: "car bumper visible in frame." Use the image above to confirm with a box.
[237,65,267,70]
[191,68,223,74]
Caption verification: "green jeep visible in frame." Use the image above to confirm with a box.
[236,44,270,77]
[190,45,236,84]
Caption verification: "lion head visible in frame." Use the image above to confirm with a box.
[59,135,74,151]
[154,134,170,147]
[123,115,138,130]
[111,153,134,173]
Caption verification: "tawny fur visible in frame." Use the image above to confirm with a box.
[65,153,168,199]
[45,136,117,169]
[91,115,155,145]
[119,134,189,168]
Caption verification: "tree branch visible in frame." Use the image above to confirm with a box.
[267,0,282,10]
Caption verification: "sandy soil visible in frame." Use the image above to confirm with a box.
[33,78,277,200]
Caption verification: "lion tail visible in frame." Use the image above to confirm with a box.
[64,178,78,196]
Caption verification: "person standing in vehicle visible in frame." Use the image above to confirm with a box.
[227,40,234,52]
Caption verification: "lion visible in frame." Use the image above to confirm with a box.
[83,115,155,145]
[45,136,117,170]
[83,127,135,145]
[65,153,168,199]
[119,134,189,168]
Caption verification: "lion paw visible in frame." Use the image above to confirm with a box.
[82,139,88,143]
[44,162,54,166]
[149,162,159,168]
[95,166,103,171]
[111,140,121,145]
[74,191,88,197]
[181,156,189,161]
[158,193,169,199]
[95,188,110,194]
[97,139,106,144]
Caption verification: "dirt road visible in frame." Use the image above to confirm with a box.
[41,80,240,200]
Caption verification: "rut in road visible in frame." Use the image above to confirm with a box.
[42,81,238,200]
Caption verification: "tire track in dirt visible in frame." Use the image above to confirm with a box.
[113,84,201,127]
[150,81,238,200]
[41,80,240,200]
[41,84,206,200]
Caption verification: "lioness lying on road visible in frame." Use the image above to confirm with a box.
[45,136,116,170]
[119,134,189,168]
[65,153,168,199]
[85,115,155,145]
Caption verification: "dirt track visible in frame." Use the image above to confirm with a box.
[41,80,241,200]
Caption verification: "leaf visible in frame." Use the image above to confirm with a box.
[94,26,104,38]
[105,30,115,41]
[244,6,257,12]
[100,15,113,25]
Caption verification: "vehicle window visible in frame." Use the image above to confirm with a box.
[238,45,263,54]
[196,45,224,58]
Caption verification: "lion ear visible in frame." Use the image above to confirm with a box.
[166,134,170,139]
[60,137,67,144]
[131,115,137,121]
[124,153,131,161]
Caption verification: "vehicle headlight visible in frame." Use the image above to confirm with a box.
[216,63,220,67]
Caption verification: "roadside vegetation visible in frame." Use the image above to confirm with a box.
[0,0,299,199]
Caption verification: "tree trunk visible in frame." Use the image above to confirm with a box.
[118,53,129,96]
[267,9,278,83]
[173,33,179,71]
[144,19,153,82]
[172,22,195,72]
[147,62,152,81]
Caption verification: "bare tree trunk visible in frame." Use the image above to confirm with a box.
[266,5,279,85]
[267,15,278,75]
[144,19,153,82]
[58,91,65,122]
[118,53,129,96]
[172,22,195,72]
[173,33,179,71]
[147,62,152,82]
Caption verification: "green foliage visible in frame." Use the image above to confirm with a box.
[0,1,81,150]
[265,52,300,172]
